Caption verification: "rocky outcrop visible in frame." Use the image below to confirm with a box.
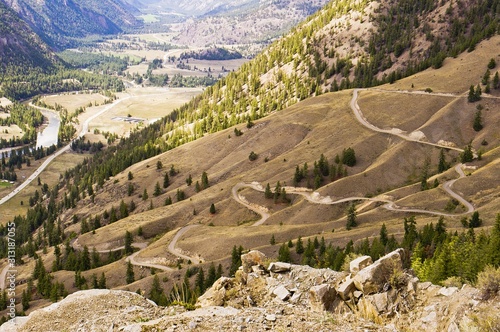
[352,248,405,294]
[5,249,498,332]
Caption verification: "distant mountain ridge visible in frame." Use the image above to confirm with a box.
[129,0,255,16]
[2,0,142,48]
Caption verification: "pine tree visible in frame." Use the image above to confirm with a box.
[205,263,217,290]
[380,223,388,246]
[473,111,483,131]
[229,245,243,276]
[98,272,106,289]
[142,189,148,201]
[195,268,205,295]
[493,72,499,89]
[126,261,135,284]
[278,243,291,262]
[346,203,357,230]
[153,181,162,196]
[128,171,133,180]
[438,149,448,173]
[295,236,304,254]
[124,231,133,254]
[163,173,169,188]
[270,234,276,245]
[119,200,129,218]
[460,143,474,163]
[341,147,356,166]
[201,172,209,189]
[264,183,272,199]
[209,203,216,214]
[186,174,192,186]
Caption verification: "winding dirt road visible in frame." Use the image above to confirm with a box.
[167,225,203,263]
[231,88,475,224]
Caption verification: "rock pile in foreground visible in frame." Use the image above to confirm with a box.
[3,249,499,331]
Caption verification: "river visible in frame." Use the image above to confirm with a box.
[36,109,60,149]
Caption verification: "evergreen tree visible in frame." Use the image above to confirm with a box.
[380,223,389,246]
[205,263,217,290]
[156,160,163,170]
[149,275,167,306]
[22,290,30,311]
[270,234,276,245]
[119,200,129,218]
[278,243,291,262]
[341,147,356,166]
[438,149,448,173]
[127,183,134,196]
[195,268,205,295]
[201,172,209,189]
[124,231,133,254]
[346,203,357,230]
[153,181,162,197]
[186,174,192,186]
[229,245,243,276]
[128,171,133,180]
[163,173,170,188]
[81,246,91,271]
[473,111,483,131]
[98,272,106,289]
[295,236,304,254]
[209,203,216,214]
[126,261,135,284]
[142,189,148,201]
[264,183,273,199]
[460,143,474,163]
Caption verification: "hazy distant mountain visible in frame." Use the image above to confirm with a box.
[128,0,255,16]
[2,0,142,48]
[171,0,329,47]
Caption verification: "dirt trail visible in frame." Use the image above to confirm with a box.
[231,89,476,224]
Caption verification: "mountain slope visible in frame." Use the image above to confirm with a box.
[2,0,142,48]
[0,1,58,74]
[171,0,329,46]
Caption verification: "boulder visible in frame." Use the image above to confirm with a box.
[309,284,336,312]
[196,277,233,307]
[353,249,405,294]
[336,276,356,300]
[269,262,292,273]
[438,287,458,297]
[350,255,373,274]
[272,285,291,301]
[241,250,267,273]
[366,292,389,313]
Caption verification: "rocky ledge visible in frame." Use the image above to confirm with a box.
[3,249,499,331]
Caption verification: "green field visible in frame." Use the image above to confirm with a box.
[0,181,13,188]
[138,14,160,23]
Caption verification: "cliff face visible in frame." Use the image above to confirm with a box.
[4,249,499,331]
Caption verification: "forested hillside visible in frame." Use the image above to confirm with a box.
[0,2,125,100]
[2,0,142,48]
[0,1,58,73]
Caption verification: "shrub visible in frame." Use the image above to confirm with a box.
[248,151,258,161]
[477,265,500,300]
